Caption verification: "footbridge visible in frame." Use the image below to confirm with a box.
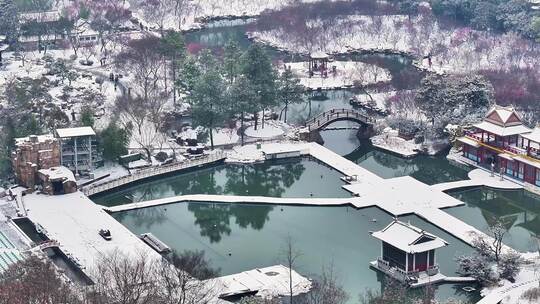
[305,108,374,132]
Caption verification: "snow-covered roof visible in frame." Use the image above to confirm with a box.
[521,127,540,144]
[310,51,329,59]
[457,137,479,148]
[24,192,163,276]
[212,265,311,299]
[474,121,531,137]
[513,156,540,170]
[14,134,56,146]
[484,106,523,127]
[498,153,514,161]
[55,127,96,138]
[38,166,76,182]
[371,220,448,253]
[19,11,61,23]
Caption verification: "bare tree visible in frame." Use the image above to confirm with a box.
[88,250,161,304]
[158,250,220,304]
[116,36,167,101]
[115,35,171,160]
[80,41,98,65]
[134,0,174,35]
[472,221,506,263]
[0,255,81,304]
[115,92,169,160]
[297,262,348,304]
[281,235,303,304]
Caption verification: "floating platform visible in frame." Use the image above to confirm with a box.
[139,233,171,254]
[369,260,475,288]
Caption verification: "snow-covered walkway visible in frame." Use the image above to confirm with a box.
[104,195,359,213]
[476,279,539,304]
[432,169,523,192]
[104,143,504,253]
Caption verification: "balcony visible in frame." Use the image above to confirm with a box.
[464,133,539,160]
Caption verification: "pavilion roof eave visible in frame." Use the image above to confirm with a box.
[521,128,540,145]
[458,137,480,148]
[310,51,329,59]
[372,220,448,253]
[473,121,531,137]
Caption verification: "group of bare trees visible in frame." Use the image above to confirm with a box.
[456,221,522,286]
[86,250,220,304]
[113,34,176,159]
[131,0,196,32]
[0,249,221,304]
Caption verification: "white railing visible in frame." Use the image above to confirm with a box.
[82,151,226,196]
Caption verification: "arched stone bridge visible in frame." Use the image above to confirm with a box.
[302,108,375,143]
[305,108,374,132]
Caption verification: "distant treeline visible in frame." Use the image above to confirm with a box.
[395,0,540,41]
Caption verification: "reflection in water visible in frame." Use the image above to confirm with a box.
[187,202,273,243]
[348,142,469,184]
[448,188,540,253]
[285,90,356,125]
[113,204,480,304]
[92,158,349,207]
[320,130,469,185]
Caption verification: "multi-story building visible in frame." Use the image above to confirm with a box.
[457,106,540,188]
[55,127,101,177]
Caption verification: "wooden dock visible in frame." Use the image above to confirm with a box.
[139,233,171,254]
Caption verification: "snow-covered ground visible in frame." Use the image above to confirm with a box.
[249,13,540,74]
[370,128,420,158]
[352,90,398,113]
[243,119,293,139]
[281,61,391,90]
[211,127,240,146]
[130,0,331,31]
[0,48,123,130]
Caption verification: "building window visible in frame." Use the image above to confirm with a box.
[536,169,540,187]
[466,147,478,162]
[506,161,514,176]
[518,162,524,180]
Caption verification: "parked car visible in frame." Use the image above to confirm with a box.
[99,229,112,241]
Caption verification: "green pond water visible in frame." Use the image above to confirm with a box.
[112,203,481,303]
[96,16,540,303]
[92,157,350,206]
[447,188,540,253]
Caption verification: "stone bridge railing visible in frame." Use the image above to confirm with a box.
[82,151,226,197]
[305,108,374,132]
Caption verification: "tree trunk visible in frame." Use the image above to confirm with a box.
[241,112,245,146]
[145,147,152,162]
[172,58,177,105]
[209,128,214,150]
[254,112,258,130]
[284,104,289,123]
[262,108,265,129]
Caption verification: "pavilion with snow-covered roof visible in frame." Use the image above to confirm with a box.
[370,219,448,286]
[457,106,540,188]
[308,51,330,77]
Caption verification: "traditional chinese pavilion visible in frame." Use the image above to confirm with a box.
[457,106,540,187]
[370,220,448,286]
[308,51,329,77]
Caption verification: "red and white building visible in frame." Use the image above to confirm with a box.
[457,106,540,188]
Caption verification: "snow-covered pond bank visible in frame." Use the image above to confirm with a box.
[249,12,540,75]
[112,202,481,303]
